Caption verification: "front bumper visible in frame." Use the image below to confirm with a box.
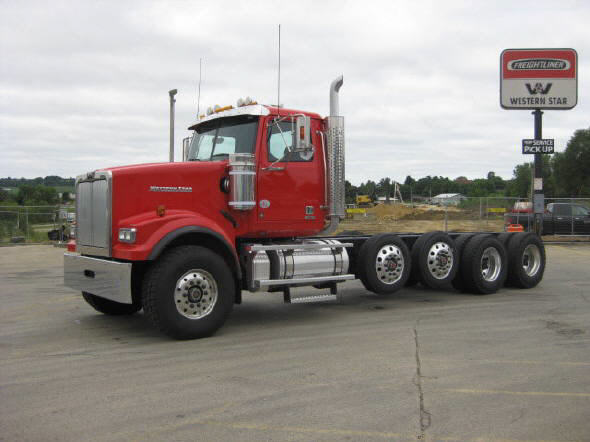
[64,252,132,304]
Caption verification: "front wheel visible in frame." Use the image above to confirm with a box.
[142,245,235,340]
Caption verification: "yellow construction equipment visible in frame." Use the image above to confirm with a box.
[355,195,373,207]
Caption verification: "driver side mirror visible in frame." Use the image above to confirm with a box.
[182,137,191,161]
[295,115,311,152]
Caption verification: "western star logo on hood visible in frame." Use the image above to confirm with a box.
[150,186,192,192]
[508,58,570,70]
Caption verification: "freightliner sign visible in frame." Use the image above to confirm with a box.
[500,48,578,109]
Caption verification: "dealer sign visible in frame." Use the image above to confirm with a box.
[501,48,577,110]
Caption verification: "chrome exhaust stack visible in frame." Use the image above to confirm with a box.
[168,89,177,162]
[320,75,345,235]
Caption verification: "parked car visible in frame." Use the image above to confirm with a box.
[505,203,590,235]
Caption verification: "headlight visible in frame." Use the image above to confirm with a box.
[118,228,137,243]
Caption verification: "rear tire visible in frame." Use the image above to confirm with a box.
[82,292,141,315]
[451,234,475,291]
[411,231,458,289]
[497,232,513,246]
[357,234,411,294]
[506,232,545,289]
[143,245,235,340]
[461,234,507,294]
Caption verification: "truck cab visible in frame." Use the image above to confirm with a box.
[184,105,328,238]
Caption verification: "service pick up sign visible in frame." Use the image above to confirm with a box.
[522,139,554,154]
[501,48,577,109]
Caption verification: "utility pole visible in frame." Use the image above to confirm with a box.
[533,109,543,235]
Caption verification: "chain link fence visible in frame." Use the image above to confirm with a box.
[339,196,590,236]
[3,198,589,243]
[0,205,75,244]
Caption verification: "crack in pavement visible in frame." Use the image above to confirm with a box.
[413,321,431,439]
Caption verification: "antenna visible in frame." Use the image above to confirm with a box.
[277,24,281,110]
[197,58,202,116]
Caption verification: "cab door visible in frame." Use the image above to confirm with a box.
[256,116,324,234]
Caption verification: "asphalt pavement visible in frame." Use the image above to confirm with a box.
[1,244,589,441]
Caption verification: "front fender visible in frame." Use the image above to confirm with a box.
[113,211,236,262]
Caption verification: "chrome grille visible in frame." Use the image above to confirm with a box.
[76,171,112,256]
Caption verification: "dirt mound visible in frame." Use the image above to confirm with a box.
[368,204,417,220]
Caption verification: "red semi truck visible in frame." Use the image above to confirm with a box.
[64,77,546,339]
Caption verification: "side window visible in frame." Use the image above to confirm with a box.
[553,204,572,216]
[267,120,313,162]
[573,205,589,216]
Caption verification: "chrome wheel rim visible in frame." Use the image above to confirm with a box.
[427,242,454,280]
[375,244,404,284]
[174,269,218,319]
[480,247,501,282]
[522,244,541,277]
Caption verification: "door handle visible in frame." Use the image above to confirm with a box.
[262,166,285,172]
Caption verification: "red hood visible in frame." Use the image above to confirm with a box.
[107,161,229,225]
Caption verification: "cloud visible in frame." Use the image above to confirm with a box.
[1,0,589,184]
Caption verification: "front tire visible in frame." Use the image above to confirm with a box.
[143,245,235,340]
[82,292,142,315]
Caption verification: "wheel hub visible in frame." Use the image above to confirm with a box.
[386,260,398,271]
[522,244,541,277]
[174,269,218,319]
[187,286,204,303]
[480,247,501,282]
[375,245,404,285]
[427,242,454,280]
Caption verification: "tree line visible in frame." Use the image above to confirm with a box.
[346,127,590,203]
[0,175,75,206]
[1,127,588,206]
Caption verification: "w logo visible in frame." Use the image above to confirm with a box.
[526,83,552,95]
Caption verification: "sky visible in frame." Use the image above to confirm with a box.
[1,0,588,185]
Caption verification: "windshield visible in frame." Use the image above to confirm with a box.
[187,115,258,161]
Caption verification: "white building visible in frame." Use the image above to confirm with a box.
[431,193,467,206]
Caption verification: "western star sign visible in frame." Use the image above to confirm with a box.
[500,48,577,110]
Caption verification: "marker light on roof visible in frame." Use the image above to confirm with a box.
[215,105,233,113]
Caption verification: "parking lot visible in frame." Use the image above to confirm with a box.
[1,244,589,441]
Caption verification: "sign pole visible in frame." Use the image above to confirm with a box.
[533,109,543,235]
